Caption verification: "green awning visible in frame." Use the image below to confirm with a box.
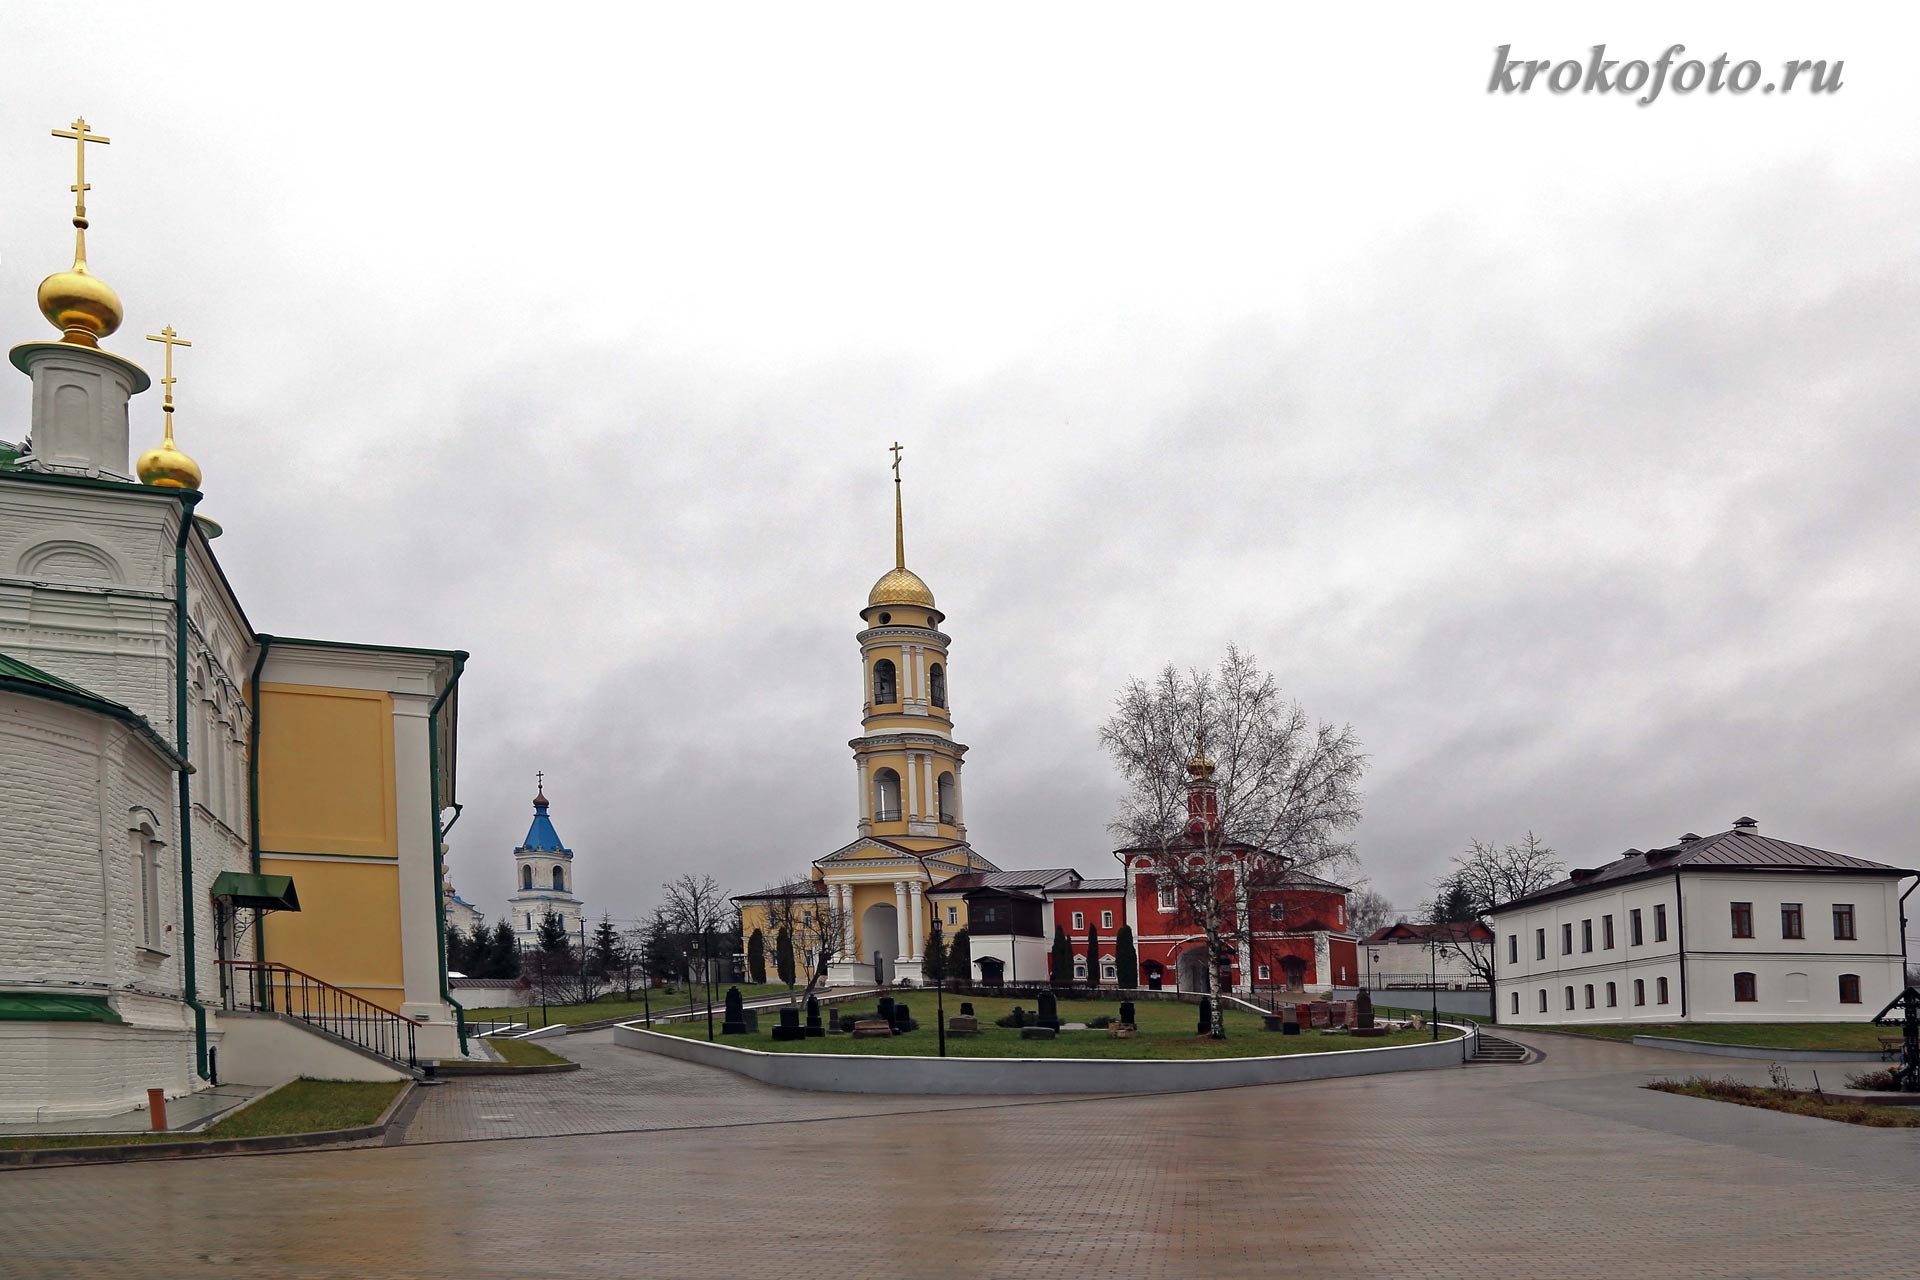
[0,993,125,1024]
[210,872,301,912]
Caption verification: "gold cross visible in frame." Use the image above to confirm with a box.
[146,326,192,406]
[52,117,110,227]
[890,441,904,480]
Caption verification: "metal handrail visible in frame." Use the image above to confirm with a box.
[218,959,419,1069]
[873,808,902,822]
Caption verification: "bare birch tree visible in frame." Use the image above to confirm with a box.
[1101,645,1366,1038]
[1346,887,1394,940]
[756,880,850,1004]
[662,873,725,1039]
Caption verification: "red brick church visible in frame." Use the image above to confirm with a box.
[928,758,1359,996]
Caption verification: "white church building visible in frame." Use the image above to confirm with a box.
[1490,818,1913,1026]
[506,778,584,945]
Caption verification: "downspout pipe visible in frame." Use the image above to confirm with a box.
[426,655,469,1055]
[173,492,209,1080]
[1673,871,1688,1019]
[247,635,274,967]
[1900,877,1916,981]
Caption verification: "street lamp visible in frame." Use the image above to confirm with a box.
[1429,937,1439,1041]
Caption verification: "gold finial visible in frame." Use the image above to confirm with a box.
[136,326,202,489]
[890,441,905,570]
[37,117,123,347]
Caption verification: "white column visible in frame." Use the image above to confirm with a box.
[905,753,919,819]
[916,647,929,705]
[894,880,911,962]
[855,757,870,826]
[909,882,925,961]
[836,884,854,958]
[953,761,965,825]
[903,645,917,699]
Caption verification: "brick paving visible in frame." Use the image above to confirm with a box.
[3,1028,1916,1278]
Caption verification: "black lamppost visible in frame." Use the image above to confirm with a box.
[931,920,947,1057]
[1429,937,1439,1040]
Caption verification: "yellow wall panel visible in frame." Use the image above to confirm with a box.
[258,683,397,857]
[260,857,405,1012]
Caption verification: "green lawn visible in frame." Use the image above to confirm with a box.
[1510,1022,1895,1052]
[465,983,795,1028]
[0,1079,407,1152]
[485,1036,570,1067]
[649,994,1456,1060]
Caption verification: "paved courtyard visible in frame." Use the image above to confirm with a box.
[3,1028,1916,1278]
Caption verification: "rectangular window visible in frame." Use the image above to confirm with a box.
[1602,915,1615,949]
[1561,923,1573,955]
[1634,979,1645,1006]
[1833,904,1856,940]
[1102,963,1116,981]
[1157,881,1177,911]
[1508,935,1518,964]
[1581,920,1594,953]
[1654,903,1668,942]
[947,906,958,926]
[1257,964,1271,981]
[1780,903,1803,940]
[1565,986,1575,1010]
[1101,910,1113,929]
[1839,974,1861,1004]
[1535,928,1546,960]
[1657,976,1669,1004]
[1730,902,1753,939]
[1072,911,1084,931]
[1268,903,1285,925]
[1733,971,1757,1002]
[1629,908,1643,947]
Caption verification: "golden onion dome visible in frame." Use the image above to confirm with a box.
[1186,754,1217,781]
[869,565,936,608]
[136,435,202,490]
[37,265,122,348]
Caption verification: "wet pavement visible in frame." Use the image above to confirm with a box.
[2,1027,1915,1278]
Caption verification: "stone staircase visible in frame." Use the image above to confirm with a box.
[1469,1032,1528,1064]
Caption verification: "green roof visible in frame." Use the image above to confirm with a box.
[0,651,188,768]
[0,993,125,1024]
[209,872,301,912]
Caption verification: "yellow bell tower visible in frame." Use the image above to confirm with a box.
[852,443,967,846]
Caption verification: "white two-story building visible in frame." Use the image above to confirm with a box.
[1489,818,1912,1026]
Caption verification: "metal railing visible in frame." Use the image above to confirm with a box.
[219,959,419,1069]
[873,808,902,822]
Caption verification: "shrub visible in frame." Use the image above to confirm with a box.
[1088,1015,1113,1029]
[1847,1067,1901,1091]
[1114,925,1138,990]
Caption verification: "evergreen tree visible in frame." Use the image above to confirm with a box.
[1426,875,1479,925]
[920,925,946,984]
[490,920,521,979]
[946,929,971,985]
[1114,925,1138,989]
[775,926,796,987]
[444,923,469,975]
[590,913,623,990]
[537,910,572,959]
[747,929,766,984]
[1050,924,1071,988]
[1085,920,1100,988]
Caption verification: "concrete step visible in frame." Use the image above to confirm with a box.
[1469,1034,1528,1063]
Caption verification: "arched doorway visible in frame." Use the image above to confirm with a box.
[861,902,898,984]
[1176,948,1210,992]
[1280,955,1306,992]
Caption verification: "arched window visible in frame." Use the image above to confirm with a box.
[928,663,946,708]
[1657,976,1669,1004]
[1733,971,1758,1002]
[1605,981,1616,1007]
[1583,983,1594,1009]
[1564,986,1574,1011]
[872,768,901,822]
[552,866,566,892]
[872,659,898,705]
[937,772,956,824]
[521,865,533,891]
[1511,991,1520,1015]
[1839,973,1862,1004]
[1538,989,1548,1013]
[1633,978,1645,1006]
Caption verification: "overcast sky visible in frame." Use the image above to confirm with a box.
[4,4,1917,927]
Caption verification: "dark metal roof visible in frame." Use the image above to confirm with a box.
[929,868,1078,894]
[1494,827,1914,914]
[1365,921,1493,945]
[1051,878,1125,894]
